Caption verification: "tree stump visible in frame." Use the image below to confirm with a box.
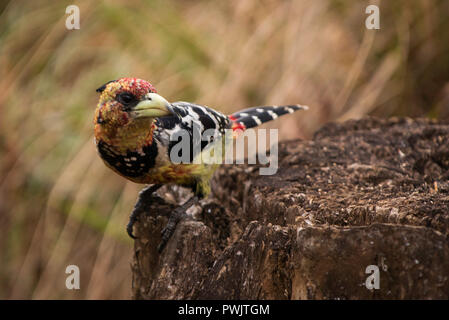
[131,117,449,299]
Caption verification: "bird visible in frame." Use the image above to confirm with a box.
[93,77,308,252]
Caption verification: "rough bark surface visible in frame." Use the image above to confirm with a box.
[131,117,449,299]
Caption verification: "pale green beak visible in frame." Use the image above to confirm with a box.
[132,93,175,118]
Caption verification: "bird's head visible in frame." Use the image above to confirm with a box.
[94,77,177,129]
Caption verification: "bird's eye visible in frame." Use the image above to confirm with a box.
[117,92,136,106]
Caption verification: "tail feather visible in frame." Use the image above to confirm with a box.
[229,104,308,130]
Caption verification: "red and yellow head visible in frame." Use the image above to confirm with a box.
[94,77,175,128]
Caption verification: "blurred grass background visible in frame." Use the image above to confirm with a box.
[0,0,448,299]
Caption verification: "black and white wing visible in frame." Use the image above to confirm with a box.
[154,102,231,163]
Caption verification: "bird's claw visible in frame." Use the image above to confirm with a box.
[126,219,138,239]
[157,207,185,252]
[126,184,162,241]
[157,224,175,252]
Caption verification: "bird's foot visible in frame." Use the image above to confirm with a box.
[126,184,162,239]
[126,209,140,239]
[157,195,199,252]
[157,207,185,252]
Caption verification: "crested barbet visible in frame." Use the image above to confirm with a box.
[94,77,308,252]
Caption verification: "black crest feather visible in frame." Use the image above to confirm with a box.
[96,80,117,93]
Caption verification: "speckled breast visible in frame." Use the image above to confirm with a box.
[97,140,158,180]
